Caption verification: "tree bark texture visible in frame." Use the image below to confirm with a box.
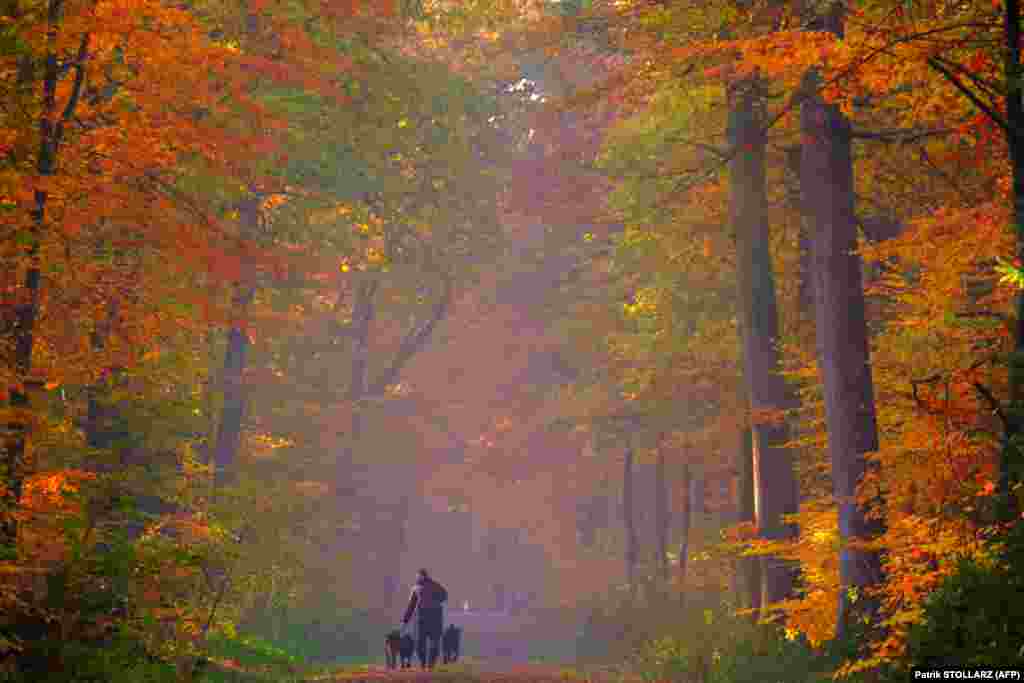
[728,74,800,606]
[801,37,885,635]
[655,445,669,586]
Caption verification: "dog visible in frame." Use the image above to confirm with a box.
[385,630,415,669]
[385,630,401,669]
[441,624,462,664]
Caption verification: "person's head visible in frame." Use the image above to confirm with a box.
[417,568,430,582]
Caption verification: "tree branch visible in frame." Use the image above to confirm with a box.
[926,56,1009,133]
[366,274,453,397]
[849,126,954,142]
[54,32,90,150]
[973,381,1009,428]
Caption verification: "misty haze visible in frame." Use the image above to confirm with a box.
[0,0,1021,681]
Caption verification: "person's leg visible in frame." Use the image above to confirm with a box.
[429,611,443,667]
[427,633,438,667]
[416,621,428,668]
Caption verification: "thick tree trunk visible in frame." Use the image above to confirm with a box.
[729,75,800,606]
[1001,0,1024,521]
[800,10,884,635]
[655,444,669,587]
[677,462,691,606]
[623,446,637,599]
[212,198,260,488]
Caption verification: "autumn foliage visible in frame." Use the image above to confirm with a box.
[1,0,1023,679]
[521,0,1024,677]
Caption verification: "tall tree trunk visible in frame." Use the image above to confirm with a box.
[1,1,87,549]
[212,199,260,488]
[689,474,703,519]
[388,494,411,609]
[623,446,637,600]
[337,278,377,499]
[729,75,799,606]
[212,284,255,486]
[677,461,691,606]
[800,6,884,637]
[655,443,669,588]
[1001,0,1024,522]
[737,427,762,614]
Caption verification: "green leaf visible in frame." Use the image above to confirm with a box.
[995,257,1024,289]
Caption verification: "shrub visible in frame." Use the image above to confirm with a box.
[0,629,177,683]
[901,524,1024,670]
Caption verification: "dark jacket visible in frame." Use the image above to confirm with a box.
[402,576,448,623]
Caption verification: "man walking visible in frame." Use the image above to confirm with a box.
[402,568,448,669]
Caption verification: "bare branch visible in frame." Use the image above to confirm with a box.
[973,381,1009,428]
[926,57,1009,133]
[366,274,453,397]
[54,32,90,150]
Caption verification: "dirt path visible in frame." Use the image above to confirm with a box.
[318,661,638,683]
[313,611,639,683]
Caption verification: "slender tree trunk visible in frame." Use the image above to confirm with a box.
[689,475,703,520]
[337,278,377,499]
[623,446,637,600]
[0,0,84,549]
[655,445,670,588]
[677,461,691,606]
[212,284,255,485]
[212,198,260,488]
[729,75,799,606]
[800,6,884,637]
[737,427,762,614]
[329,271,449,505]
[388,494,411,610]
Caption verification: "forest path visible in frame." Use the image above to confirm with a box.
[319,661,640,683]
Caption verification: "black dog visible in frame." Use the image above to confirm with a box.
[385,630,415,669]
[385,630,400,669]
[442,624,461,664]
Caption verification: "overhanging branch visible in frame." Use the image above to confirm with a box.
[926,56,1009,134]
